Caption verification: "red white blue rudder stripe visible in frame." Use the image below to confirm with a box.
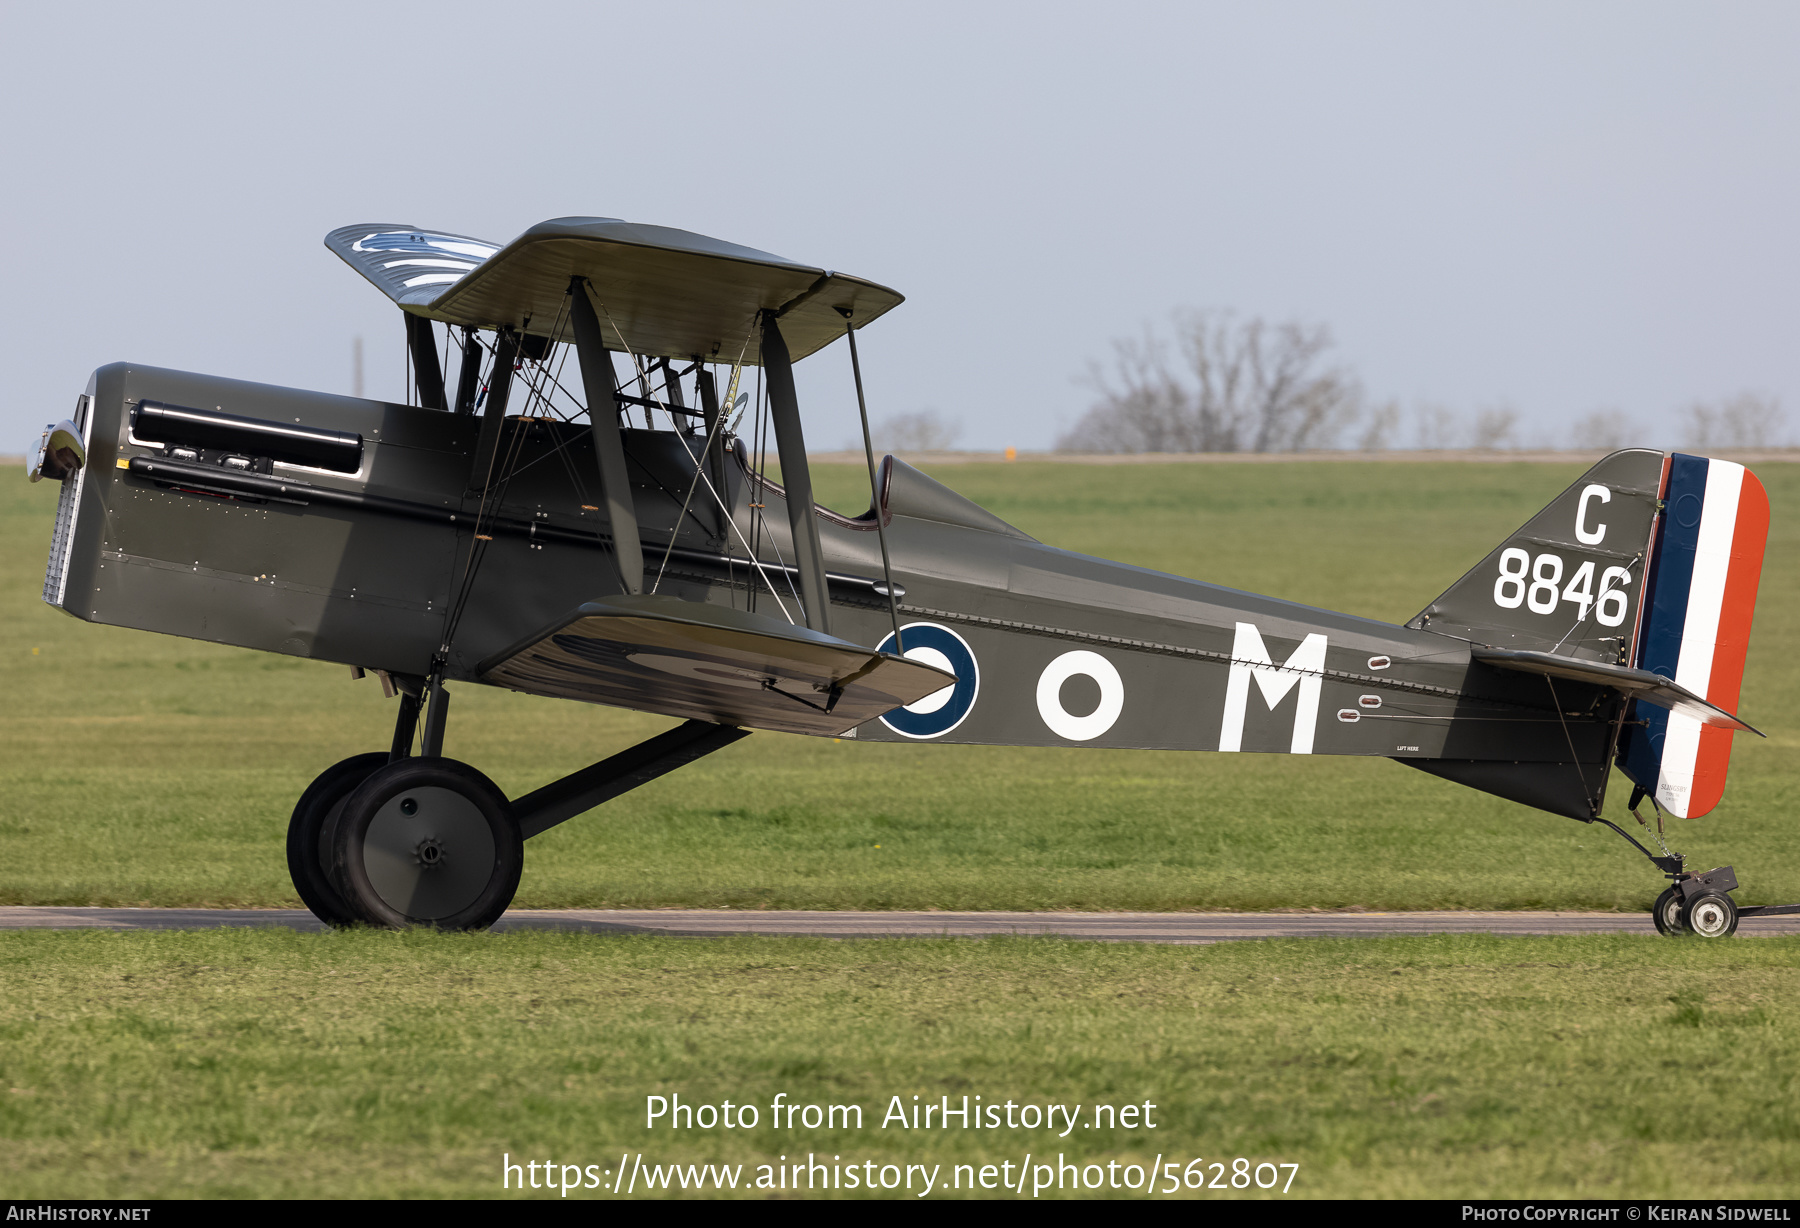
[1617,454,1769,818]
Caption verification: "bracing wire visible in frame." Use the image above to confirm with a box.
[1545,676,1598,815]
[439,323,452,406]
[747,361,767,615]
[592,301,795,623]
[442,390,537,650]
[647,339,756,594]
[439,317,565,655]
[844,314,904,652]
[742,361,805,616]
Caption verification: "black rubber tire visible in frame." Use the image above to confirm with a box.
[1652,886,1687,936]
[325,757,521,931]
[1681,891,1739,938]
[286,753,391,927]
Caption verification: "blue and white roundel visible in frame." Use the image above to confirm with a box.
[876,623,979,739]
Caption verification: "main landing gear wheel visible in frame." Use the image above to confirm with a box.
[1652,887,1687,936]
[325,757,522,931]
[1681,892,1739,939]
[287,753,391,928]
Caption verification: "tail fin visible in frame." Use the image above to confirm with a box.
[1407,448,1667,664]
[1410,449,1768,819]
[1616,455,1770,818]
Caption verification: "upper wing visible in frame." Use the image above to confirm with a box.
[324,224,504,310]
[324,216,903,364]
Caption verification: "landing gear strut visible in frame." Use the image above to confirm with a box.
[1648,870,1742,937]
[284,684,750,930]
[1595,815,1797,936]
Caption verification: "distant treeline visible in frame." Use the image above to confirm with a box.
[1046,311,1785,454]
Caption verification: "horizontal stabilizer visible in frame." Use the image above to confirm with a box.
[479,594,955,737]
[1471,647,1761,736]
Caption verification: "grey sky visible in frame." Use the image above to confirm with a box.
[5,1,1795,452]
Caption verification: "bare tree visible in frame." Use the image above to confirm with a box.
[1682,393,1784,449]
[1470,405,1518,451]
[1059,325,1196,451]
[1057,311,1360,453]
[875,408,963,452]
[1358,400,1401,451]
[1572,408,1632,450]
[1412,403,1464,450]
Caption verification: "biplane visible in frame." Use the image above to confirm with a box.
[29,216,1793,937]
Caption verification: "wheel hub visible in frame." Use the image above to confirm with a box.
[1654,887,1686,936]
[362,785,497,919]
[1690,898,1731,936]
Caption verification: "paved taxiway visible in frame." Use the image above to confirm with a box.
[3,907,1798,941]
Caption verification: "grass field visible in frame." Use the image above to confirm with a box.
[5,456,1800,1200]
[3,930,1798,1200]
[4,458,1798,912]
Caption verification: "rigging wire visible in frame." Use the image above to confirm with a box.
[748,361,767,615]
[843,313,904,653]
[720,361,745,428]
[439,323,452,406]
[736,368,807,617]
[426,327,496,660]
[442,391,536,650]
[448,317,606,496]
[527,334,594,505]
[648,341,754,593]
[653,398,713,593]
[1545,676,1598,816]
[438,323,553,654]
[592,303,795,623]
[713,355,748,610]
[431,299,812,637]
[511,297,572,421]
[1549,550,1645,656]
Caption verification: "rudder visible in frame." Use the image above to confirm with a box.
[1617,455,1769,818]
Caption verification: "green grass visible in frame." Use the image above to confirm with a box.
[8,459,1800,1200]
[6,459,1800,911]
[2,929,1797,1199]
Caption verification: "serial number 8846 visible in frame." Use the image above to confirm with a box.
[1493,548,1631,626]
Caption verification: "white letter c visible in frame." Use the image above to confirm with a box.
[1576,483,1610,545]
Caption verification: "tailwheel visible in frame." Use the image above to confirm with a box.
[325,758,522,931]
[1681,891,1739,939]
[1651,886,1687,936]
[287,753,391,927]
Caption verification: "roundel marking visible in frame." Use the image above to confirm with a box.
[876,623,979,739]
[1036,650,1124,741]
[1674,492,1704,528]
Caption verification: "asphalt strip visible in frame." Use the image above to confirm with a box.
[2,907,1798,941]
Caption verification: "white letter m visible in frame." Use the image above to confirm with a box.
[1219,622,1328,754]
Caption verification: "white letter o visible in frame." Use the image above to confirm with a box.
[1036,651,1124,741]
